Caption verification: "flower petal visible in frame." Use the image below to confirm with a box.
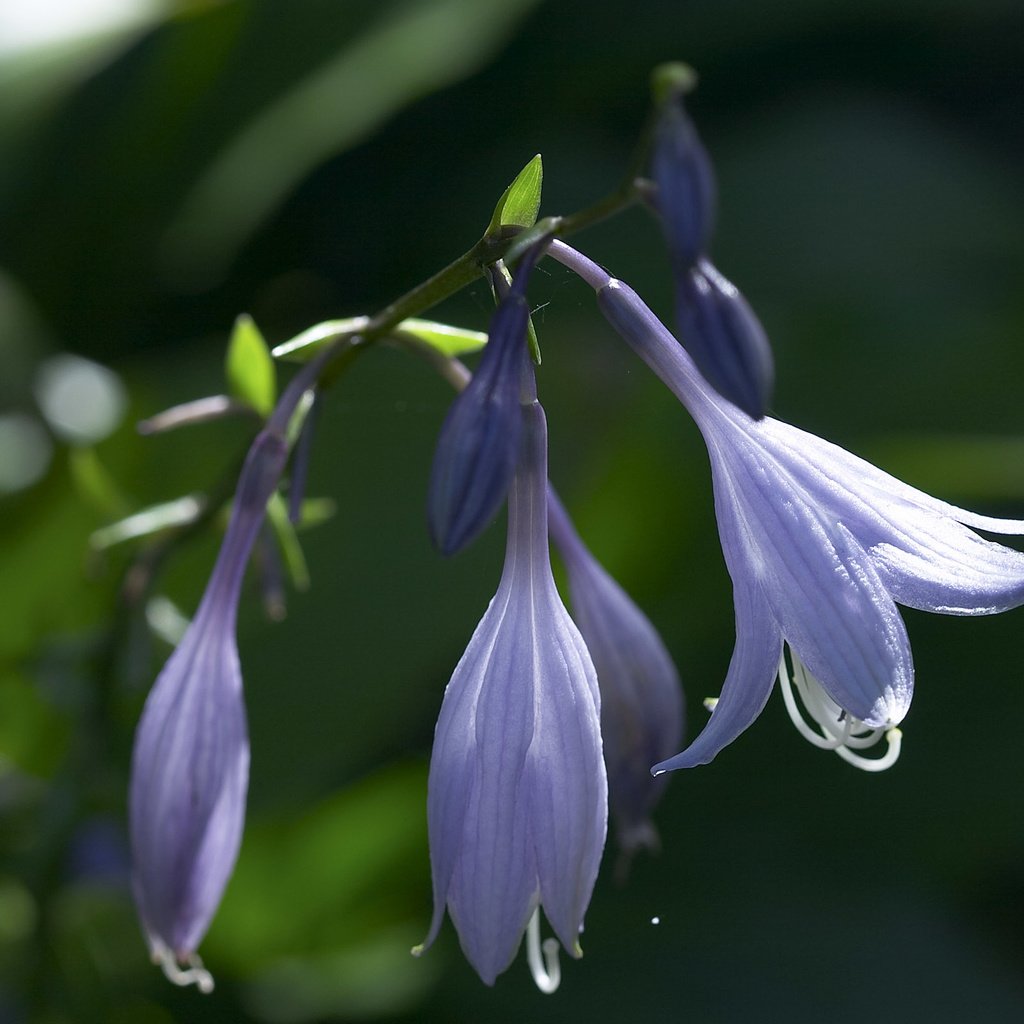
[548,489,682,851]
[444,593,540,983]
[129,613,249,955]
[654,466,782,771]
[716,427,913,727]
[760,418,1024,614]
[529,596,606,954]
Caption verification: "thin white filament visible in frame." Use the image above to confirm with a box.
[153,942,215,994]
[526,908,561,994]
[778,647,902,771]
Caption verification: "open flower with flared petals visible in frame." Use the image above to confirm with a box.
[596,274,1024,771]
[547,488,683,855]
[417,399,607,987]
[548,240,1024,772]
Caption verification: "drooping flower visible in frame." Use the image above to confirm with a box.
[417,397,607,988]
[549,240,1024,772]
[129,432,282,991]
[130,344,339,990]
[547,488,683,855]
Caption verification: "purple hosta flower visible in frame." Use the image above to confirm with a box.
[417,397,607,989]
[129,433,282,991]
[130,345,338,990]
[427,262,535,555]
[547,241,1024,771]
[547,488,683,857]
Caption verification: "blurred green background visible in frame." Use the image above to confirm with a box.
[2,1,1023,1021]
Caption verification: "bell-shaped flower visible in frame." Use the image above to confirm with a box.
[427,264,533,556]
[417,397,607,987]
[594,273,1024,772]
[547,488,683,856]
[544,239,1024,772]
[130,345,338,990]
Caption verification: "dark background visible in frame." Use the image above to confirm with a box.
[1,1,1023,1021]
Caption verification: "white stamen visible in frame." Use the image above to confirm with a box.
[703,696,719,712]
[526,908,561,994]
[152,941,215,994]
[778,647,902,771]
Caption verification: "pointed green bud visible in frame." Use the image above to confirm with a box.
[486,155,543,237]
[226,315,277,417]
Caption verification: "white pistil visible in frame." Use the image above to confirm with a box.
[525,907,561,994]
[778,647,902,771]
[152,941,215,994]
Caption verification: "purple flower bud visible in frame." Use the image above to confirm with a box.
[427,268,533,556]
[674,259,774,420]
[547,490,683,856]
[417,400,607,987]
[647,89,774,419]
[650,96,716,270]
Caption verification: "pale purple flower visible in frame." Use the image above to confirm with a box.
[548,240,1024,772]
[130,345,338,990]
[596,273,1024,772]
[417,398,607,987]
[547,489,683,855]
[129,432,282,991]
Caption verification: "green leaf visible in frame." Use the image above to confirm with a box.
[266,491,310,591]
[89,494,205,551]
[486,154,543,236]
[272,318,368,363]
[226,314,277,416]
[388,318,487,358]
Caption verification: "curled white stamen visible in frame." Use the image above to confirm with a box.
[526,908,561,994]
[152,942,215,994]
[778,647,902,771]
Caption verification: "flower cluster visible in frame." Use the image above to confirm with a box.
[126,66,1024,997]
